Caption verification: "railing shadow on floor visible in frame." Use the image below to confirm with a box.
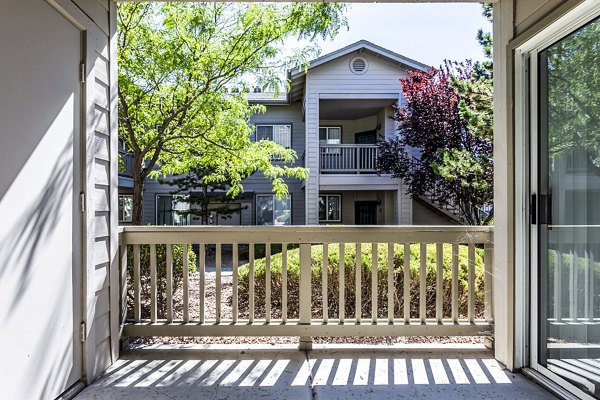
[76,346,558,399]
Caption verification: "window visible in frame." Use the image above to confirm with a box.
[118,138,127,152]
[156,195,190,226]
[118,195,133,223]
[319,127,341,155]
[319,194,341,222]
[255,125,292,148]
[256,195,291,225]
[319,127,341,145]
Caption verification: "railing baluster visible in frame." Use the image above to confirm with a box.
[282,243,288,323]
[372,242,378,324]
[585,250,590,321]
[403,243,410,324]
[323,243,329,323]
[233,243,239,323]
[468,244,475,323]
[571,250,577,322]
[436,243,443,323]
[150,244,157,323]
[590,252,595,321]
[484,243,493,323]
[452,244,459,323]
[166,244,173,323]
[120,245,128,327]
[183,244,189,323]
[339,243,345,322]
[249,243,255,323]
[216,243,222,324]
[265,243,271,324]
[419,243,426,323]
[388,243,394,324]
[299,244,311,324]
[199,243,205,324]
[133,244,141,322]
[356,243,361,322]
[554,250,562,322]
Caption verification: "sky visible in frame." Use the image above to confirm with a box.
[293,3,492,68]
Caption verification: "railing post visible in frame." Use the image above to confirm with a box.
[299,243,312,350]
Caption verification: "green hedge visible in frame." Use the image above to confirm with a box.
[238,243,485,320]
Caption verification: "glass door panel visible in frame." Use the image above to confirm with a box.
[538,16,600,397]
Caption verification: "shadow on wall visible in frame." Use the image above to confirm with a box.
[0,136,79,399]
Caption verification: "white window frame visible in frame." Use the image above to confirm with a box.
[118,194,133,223]
[319,194,342,222]
[255,194,292,226]
[320,126,342,155]
[155,194,190,226]
[319,126,342,145]
[254,124,292,148]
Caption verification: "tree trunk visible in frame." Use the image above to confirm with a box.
[132,158,145,225]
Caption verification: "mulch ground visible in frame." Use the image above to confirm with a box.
[128,271,484,347]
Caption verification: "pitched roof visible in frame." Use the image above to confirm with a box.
[290,40,429,78]
[250,40,429,105]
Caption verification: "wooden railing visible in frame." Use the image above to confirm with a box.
[548,242,600,324]
[118,226,493,339]
[320,144,378,173]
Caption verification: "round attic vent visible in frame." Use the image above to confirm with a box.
[350,57,368,75]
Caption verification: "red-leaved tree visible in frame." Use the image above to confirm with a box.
[377,61,493,225]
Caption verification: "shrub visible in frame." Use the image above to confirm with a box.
[127,244,197,319]
[237,243,485,320]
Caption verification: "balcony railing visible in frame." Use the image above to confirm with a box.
[320,144,378,173]
[118,226,493,340]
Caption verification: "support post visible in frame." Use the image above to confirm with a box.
[299,244,312,351]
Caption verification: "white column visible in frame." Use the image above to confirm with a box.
[493,0,515,371]
[304,88,320,225]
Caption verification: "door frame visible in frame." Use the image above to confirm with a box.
[46,0,119,386]
[42,0,88,390]
[514,1,600,398]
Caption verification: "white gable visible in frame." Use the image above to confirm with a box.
[306,51,409,96]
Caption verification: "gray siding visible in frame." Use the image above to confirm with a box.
[90,28,114,377]
[140,103,307,225]
[307,52,408,95]
[304,52,412,224]
[247,103,306,225]
[412,199,460,225]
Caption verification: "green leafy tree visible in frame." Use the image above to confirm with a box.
[118,3,347,224]
[377,62,493,225]
[377,4,494,225]
[543,17,600,167]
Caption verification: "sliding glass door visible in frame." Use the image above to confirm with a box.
[533,15,600,398]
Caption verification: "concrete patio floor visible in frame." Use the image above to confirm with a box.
[76,344,558,400]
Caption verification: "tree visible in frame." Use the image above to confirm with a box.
[377,3,494,225]
[544,18,600,168]
[118,3,347,224]
[161,165,247,225]
[377,61,493,225]
[474,3,493,80]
